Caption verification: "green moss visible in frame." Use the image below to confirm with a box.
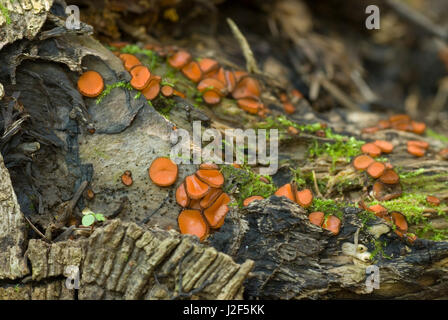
[370,239,392,261]
[0,4,11,25]
[291,167,328,195]
[96,81,133,105]
[426,128,448,143]
[399,172,448,193]
[119,44,161,70]
[309,198,346,220]
[221,165,276,207]
[308,134,364,170]
[366,193,446,225]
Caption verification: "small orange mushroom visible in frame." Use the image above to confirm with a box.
[362,127,380,134]
[361,143,382,157]
[204,193,231,228]
[243,195,264,207]
[148,157,178,187]
[224,70,237,92]
[309,211,324,227]
[196,169,224,188]
[119,53,141,71]
[373,140,394,153]
[322,215,341,235]
[77,71,104,98]
[379,169,400,185]
[121,170,133,186]
[161,85,174,97]
[176,182,190,208]
[411,121,426,135]
[274,183,295,202]
[232,77,261,100]
[141,78,161,100]
[438,148,448,160]
[173,89,186,99]
[198,58,219,75]
[407,144,425,157]
[391,211,408,237]
[389,114,411,123]
[407,140,429,149]
[233,70,248,82]
[283,102,295,114]
[202,90,222,105]
[197,78,227,96]
[181,61,203,83]
[367,161,386,179]
[237,98,262,114]
[130,65,151,90]
[185,174,210,199]
[295,189,313,208]
[168,50,192,69]
[353,154,375,171]
[178,209,209,241]
[368,204,388,218]
[200,188,223,209]
[199,163,219,170]
[426,195,441,206]
[86,189,95,200]
[372,181,402,201]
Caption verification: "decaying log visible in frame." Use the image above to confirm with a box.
[211,196,448,299]
[0,152,29,280]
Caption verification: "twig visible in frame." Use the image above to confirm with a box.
[385,0,447,42]
[22,213,51,243]
[227,18,261,74]
[312,170,323,198]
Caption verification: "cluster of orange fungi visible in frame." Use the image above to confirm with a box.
[175,163,229,242]
[270,182,341,235]
[363,114,426,135]
[354,140,402,202]
[118,53,175,100]
[359,201,415,243]
[279,90,302,115]
[167,50,268,116]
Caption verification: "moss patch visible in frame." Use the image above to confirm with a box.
[221,165,276,207]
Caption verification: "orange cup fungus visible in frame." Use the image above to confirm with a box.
[77,71,104,98]
[148,157,178,187]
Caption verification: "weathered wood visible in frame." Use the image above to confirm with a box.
[0,152,29,280]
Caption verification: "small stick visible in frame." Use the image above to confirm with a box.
[385,0,447,42]
[312,170,323,198]
[227,18,261,74]
[22,214,51,243]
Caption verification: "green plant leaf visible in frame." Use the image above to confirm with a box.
[95,213,106,222]
[82,214,95,226]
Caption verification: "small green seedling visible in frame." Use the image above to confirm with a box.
[81,208,106,227]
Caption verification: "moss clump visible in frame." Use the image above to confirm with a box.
[308,132,364,170]
[0,4,11,25]
[221,165,276,207]
[118,44,162,70]
[367,193,447,225]
[95,81,134,104]
[370,239,391,261]
[426,128,448,143]
[309,198,346,220]
[399,171,448,194]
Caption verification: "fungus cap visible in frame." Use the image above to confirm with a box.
[181,61,203,83]
[203,90,222,105]
[200,188,223,209]
[148,157,178,187]
[119,53,141,71]
[295,189,313,208]
[168,50,192,69]
[366,161,386,179]
[243,195,264,207]
[141,79,161,100]
[373,140,394,154]
[121,170,133,186]
[178,209,209,241]
[232,76,261,100]
[237,98,263,115]
[77,71,104,98]
[196,169,224,188]
[204,193,231,228]
[130,65,151,90]
[309,211,325,227]
[274,183,295,202]
[322,215,341,235]
[161,85,174,97]
[353,155,375,171]
[361,143,382,157]
[379,169,400,185]
[185,175,210,199]
[175,182,190,208]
